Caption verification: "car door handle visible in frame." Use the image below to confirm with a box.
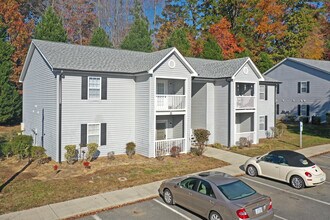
[209,200,214,205]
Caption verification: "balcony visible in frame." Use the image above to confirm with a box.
[155,138,185,156]
[236,96,255,109]
[156,95,186,111]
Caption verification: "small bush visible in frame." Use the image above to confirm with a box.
[210,143,222,149]
[311,116,321,125]
[126,142,136,158]
[238,137,252,148]
[86,143,98,161]
[107,151,115,160]
[156,149,166,161]
[170,146,181,157]
[31,146,46,160]
[193,129,210,156]
[37,157,51,165]
[1,143,13,158]
[65,145,77,164]
[299,116,309,124]
[11,135,33,159]
[326,112,330,124]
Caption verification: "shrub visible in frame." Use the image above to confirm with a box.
[284,114,297,122]
[170,146,181,157]
[311,116,321,125]
[31,146,46,160]
[299,116,309,124]
[193,129,210,156]
[11,135,33,159]
[64,145,77,164]
[86,143,98,161]
[238,137,252,148]
[126,142,136,158]
[156,148,166,161]
[326,112,330,124]
[211,143,222,149]
[1,143,12,158]
[107,151,115,160]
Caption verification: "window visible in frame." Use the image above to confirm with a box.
[298,81,310,93]
[198,180,215,198]
[298,104,310,116]
[259,116,265,130]
[180,178,199,191]
[218,180,256,201]
[301,82,307,93]
[88,77,101,99]
[87,123,100,145]
[260,85,265,100]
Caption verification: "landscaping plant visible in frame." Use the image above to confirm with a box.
[10,135,33,160]
[64,145,77,164]
[126,142,136,158]
[193,129,210,156]
[170,146,181,158]
[86,143,98,161]
[30,146,46,160]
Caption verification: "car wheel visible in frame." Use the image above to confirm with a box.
[246,165,258,177]
[209,211,222,220]
[290,175,305,189]
[163,189,174,205]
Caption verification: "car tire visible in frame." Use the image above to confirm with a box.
[209,211,222,220]
[163,189,174,205]
[290,175,305,189]
[246,165,258,177]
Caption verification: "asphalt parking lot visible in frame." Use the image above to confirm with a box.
[80,153,330,220]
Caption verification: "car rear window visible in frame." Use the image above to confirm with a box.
[289,155,315,167]
[218,180,256,200]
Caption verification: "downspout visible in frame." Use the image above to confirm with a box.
[58,71,63,163]
[274,84,277,132]
[226,78,232,148]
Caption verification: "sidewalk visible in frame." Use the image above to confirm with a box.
[1,144,329,220]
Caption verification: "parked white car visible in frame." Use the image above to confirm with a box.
[244,150,326,189]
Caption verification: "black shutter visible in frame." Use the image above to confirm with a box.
[265,85,268,100]
[307,81,310,93]
[101,77,107,100]
[298,105,301,116]
[81,124,87,146]
[277,84,279,94]
[81,76,88,99]
[276,104,279,115]
[298,82,301,93]
[101,123,107,145]
[265,116,268,130]
[307,105,310,116]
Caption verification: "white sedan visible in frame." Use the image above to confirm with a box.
[244,150,326,189]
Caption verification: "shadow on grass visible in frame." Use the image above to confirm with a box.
[286,123,330,139]
[277,140,300,148]
[0,160,32,193]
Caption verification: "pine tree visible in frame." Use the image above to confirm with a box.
[200,36,223,60]
[166,29,192,56]
[0,30,21,125]
[120,16,153,52]
[257,52,273,73]
[34,7,67,42]
[90,27,113,48]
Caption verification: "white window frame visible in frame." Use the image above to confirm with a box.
[259,116,265,131]
[87,123,101,146]
[300,81,308,93]
[301,105,307,116]
[260,85,265,100]
[88,76,101,100]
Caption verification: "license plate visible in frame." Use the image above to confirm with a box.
[254,207,263,215]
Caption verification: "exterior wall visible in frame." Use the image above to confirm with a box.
[191,82,207,130]
[22,49,58,160]
[153,54,192,155]
[258,84,275,139]
[61,75,135,161]
[267,60,330,122]
[135,75,151,157]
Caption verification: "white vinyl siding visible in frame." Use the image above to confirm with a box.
[88,77,101,99]
[87,123,100,145]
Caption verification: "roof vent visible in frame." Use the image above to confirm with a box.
[198,171,232,177]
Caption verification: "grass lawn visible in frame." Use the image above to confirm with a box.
[0,153,229,214]
[228,122,330,157]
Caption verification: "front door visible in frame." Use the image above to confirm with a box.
[156,121,167,140]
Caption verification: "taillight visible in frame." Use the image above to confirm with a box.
[268,198,273,210]
[236,208,249,219]
[305,172,312,177]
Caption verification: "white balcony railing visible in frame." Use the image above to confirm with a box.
[156,95,186,111]
[236,132,255,145]
[236,96,255,109]
[155,138,185,156]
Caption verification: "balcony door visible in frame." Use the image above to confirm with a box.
[156,120,167,140]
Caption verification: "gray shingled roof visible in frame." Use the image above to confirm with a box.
[263,75,281,83]
[288,58,330,74]
[186,57,249,78]
[33,39,174,73]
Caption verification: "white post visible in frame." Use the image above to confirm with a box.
[299,121,303,148]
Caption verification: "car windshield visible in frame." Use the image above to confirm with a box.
[218,180,256,200]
